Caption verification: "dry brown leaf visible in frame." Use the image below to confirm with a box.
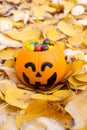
[0,33,22,48]
[65,89,87,129]
[71,5,85,16]
[0,103,18,129]
[0,79,16,95]
[0,66,20,83]
[21,117,65,130]
[0,19,12,32]
[5,0,21,4]
[77,0,87,5]
[0,116,18,130]
[0,45,7,50]
[12,10,25,22]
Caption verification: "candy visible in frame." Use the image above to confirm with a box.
[42,44,49,51]
[48,45,54,49]
[35,44,42,51]
[43,38,50,44]
[25,38,54,51]
[29,41,36,46]
[27,44,35,51]
[38,41,43,44]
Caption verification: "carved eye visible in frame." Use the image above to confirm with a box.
[24,62,36,72]
[41,62,53,71]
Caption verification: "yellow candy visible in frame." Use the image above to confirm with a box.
[26,44,35,51]
[48,45,54,49]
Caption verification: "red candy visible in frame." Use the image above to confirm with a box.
[35,44,42,51]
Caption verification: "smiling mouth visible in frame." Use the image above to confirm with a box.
[22,72,57,91]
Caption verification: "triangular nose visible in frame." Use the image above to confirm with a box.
[36,72,41,77]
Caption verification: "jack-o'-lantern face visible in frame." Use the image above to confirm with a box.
[15,43,66,91]
[22,61,57,90]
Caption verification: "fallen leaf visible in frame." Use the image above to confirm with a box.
[0,79,16,95]
[46,28,60,41]
[4,26,41,42]
[5,88,33,108]
[5,0,21,4]
[75,74,87,82]
[0,33,22,48]
[65,89,87,129]
[0,66,20,83]
[21,117,65,130]
[31,90,73,101]
[0,48,17,60]
[68,32,85,47]
[72,60,84,75]
[0,19,12,32]
[58,20,76,36]
[16,100,73,128]
[71,5,85,16]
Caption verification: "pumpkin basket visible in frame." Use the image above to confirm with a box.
[15,39,66,91]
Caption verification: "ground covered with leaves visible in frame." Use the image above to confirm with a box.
[0,0,87,130]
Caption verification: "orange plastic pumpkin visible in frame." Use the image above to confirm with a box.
[15,40,66,91]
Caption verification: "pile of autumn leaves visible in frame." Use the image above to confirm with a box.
[1,0,87,130]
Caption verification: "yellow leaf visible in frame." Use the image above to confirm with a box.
[68,76,86,86]
[0,48,18,60]
[62,63,74,81]
[63,1,75,13]
[31,90,72,101]
[69,83,87,90]
[5,88,33,109]
[4,26,41,42]
[68,32,85,46]
[16,100,73,129]
[76,53,84,61]
[58,21,76,36]
[68,77,87,90]
[46,28,60,41]
[73,60,84,75]
[43,25,61,41]
[4,59,14,68]
[75,74,87,82]
[32,5,46,19]
[0,91,4,100]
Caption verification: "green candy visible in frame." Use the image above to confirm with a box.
[38,41,43,44]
